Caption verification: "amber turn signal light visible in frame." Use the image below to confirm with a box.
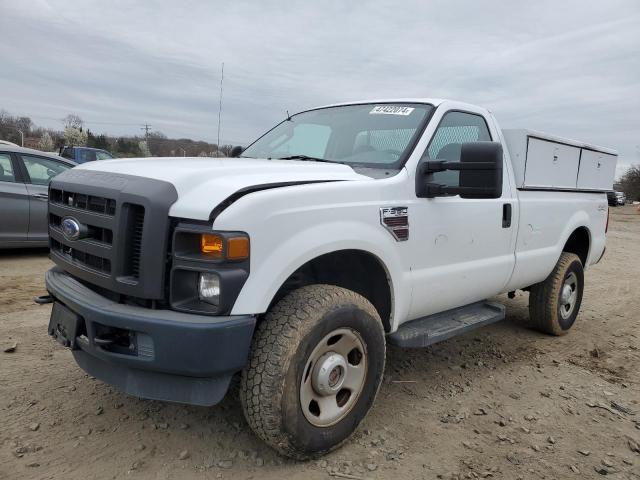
[227,236,250,260]
[201,233,224,257]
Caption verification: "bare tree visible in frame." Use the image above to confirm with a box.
[16,116,32,134]
[62,114,84,130]
[218,144,234,156]
[619,165,640,202]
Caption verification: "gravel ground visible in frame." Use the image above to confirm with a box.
[1,205,639,480]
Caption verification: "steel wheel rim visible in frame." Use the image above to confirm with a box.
[300,328,368,427]
[559,272,578,320]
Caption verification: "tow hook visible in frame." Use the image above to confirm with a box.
[93,336,115,347]
[34,294,53,305]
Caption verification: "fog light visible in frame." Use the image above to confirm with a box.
[198,273,220,306]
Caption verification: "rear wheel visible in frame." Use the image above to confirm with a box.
[240,284,386,459]
[529,252,584,335]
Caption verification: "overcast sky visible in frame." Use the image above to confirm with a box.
[1,0,638,174]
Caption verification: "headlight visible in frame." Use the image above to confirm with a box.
[200,233,249,260]
[200,233,224,258]
[171,223,251,315]
[198,273,220,305]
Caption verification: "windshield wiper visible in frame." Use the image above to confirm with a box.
[276,155,342,164]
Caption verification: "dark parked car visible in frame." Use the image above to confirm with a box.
[59,146,114,164]
[607,190,626,206]
[0,146,75,248]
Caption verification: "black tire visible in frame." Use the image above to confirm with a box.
[240,284,386,459]
[529,252,584,335]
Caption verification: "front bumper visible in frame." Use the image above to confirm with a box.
[45,267,256,406]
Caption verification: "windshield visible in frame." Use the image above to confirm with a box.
[241,103,433,168]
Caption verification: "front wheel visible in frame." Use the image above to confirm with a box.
[240,284,386,459]
[529,252,584,335]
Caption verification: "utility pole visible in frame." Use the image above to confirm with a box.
[140,124,152,143]
[217,62,224,152]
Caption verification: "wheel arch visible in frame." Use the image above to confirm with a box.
[562,225,591,266]
[266,249,395,332]
[229,219,407,330]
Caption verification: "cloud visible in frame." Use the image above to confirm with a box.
[1,0,638,173]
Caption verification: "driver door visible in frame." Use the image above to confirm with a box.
[408,110,517,319]
[17,154,72,241]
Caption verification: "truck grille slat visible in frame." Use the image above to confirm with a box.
[49,213,113,245]
[125,206,145,279]
[50,238,112,274]
[50,188,117,216]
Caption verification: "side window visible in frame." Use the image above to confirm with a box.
[79,150,97,162]
[20,155,70,185]
[96,151,113,160]
[424,111,492,187]
[0,154,16,182]
[61,148,74,160]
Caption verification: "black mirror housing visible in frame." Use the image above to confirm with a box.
[416,142,503,199]
[458,142,503,198]
[230,146,244,158]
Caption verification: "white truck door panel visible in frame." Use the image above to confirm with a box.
[408,197,515,318]
[577,150,617,191]
[525,138,580,189]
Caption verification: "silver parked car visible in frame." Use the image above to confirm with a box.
[0,145,76,248]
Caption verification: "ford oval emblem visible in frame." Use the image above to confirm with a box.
[61,217,81,241]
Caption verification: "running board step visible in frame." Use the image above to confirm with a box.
[388,301,505,348]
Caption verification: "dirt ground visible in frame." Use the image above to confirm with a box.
[1,206,639,480]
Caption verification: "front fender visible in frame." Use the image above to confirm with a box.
[230,220,410,331]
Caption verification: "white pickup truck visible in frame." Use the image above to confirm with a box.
[44,99,616,458]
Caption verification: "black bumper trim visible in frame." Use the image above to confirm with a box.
[45,267,256,405]
[73,351,232,406]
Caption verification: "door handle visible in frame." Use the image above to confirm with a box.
[32,193,49,200]
[502,203,512,228]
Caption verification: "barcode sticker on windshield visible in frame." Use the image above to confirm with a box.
[369,106,415,116]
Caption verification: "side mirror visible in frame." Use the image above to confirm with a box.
[416,142,503,199]
[230,145,244,158]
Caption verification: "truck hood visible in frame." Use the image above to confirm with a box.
[77,157,369,220]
